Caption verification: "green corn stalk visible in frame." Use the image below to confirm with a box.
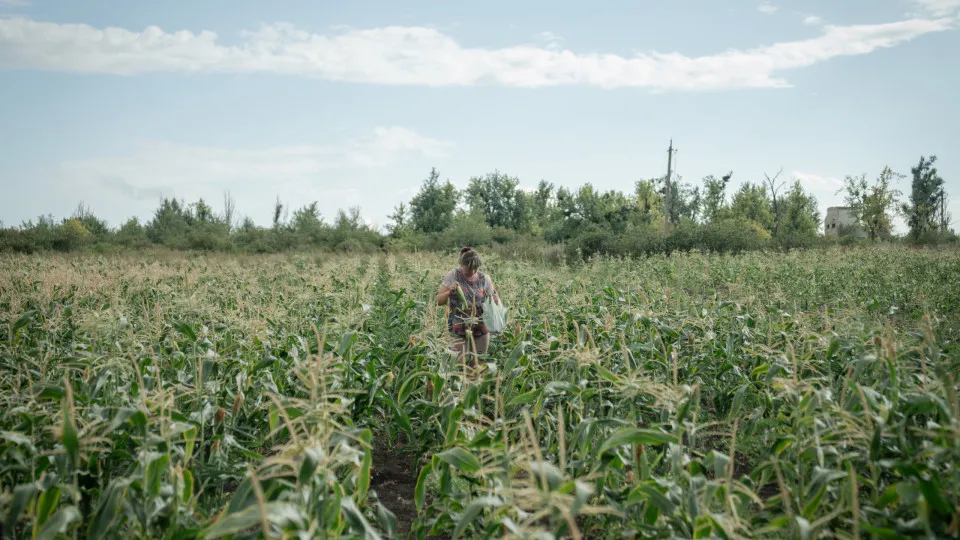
[0,248,957,539]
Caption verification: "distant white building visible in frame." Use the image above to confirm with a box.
[824,207,868,238]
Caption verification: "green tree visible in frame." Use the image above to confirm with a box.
[530,180,555,226]
[659,176,701,224]
[115,217,148,248]
[730,182,773,232]
[634,179,664,225]
[840,166,902,241]
[146,198,191,245]
[763,169,786,239]
[546,184,635,241]
[291,202,326,244]
[779,180,820,245]
[573,185,634,233]
[445,207,494,248]
[331,206,381,252]
[386,202,411,238]
[410,168,459,233]
[273,197,285,229]
[902,155,946,240]
[465,171,526,230]
[71,203,110,240]
[191,198,217,224]
[53,219,92,251]
[701,173,732,224]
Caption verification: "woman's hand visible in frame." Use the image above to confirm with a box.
[487,277,501,304]
[436,284,454,306]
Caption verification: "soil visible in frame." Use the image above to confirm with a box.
[696,433,753,478]
[698,433,783,503]
[371,444,420,539]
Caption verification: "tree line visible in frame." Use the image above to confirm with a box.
[0,154,954,259]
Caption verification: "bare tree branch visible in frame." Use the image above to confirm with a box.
[765,167,785,238]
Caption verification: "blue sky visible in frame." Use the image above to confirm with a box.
[1,0,958,233]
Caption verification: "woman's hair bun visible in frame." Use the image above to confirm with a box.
[458,247,481,271]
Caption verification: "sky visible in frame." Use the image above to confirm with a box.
[1,0,959,233]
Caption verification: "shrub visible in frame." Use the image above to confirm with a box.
[443,212,494,249]
[614,226,666,257]
[115,218,150,249]
[491,226,518,244]
[663,219,700,254]
[700,218,770,254]
[0,228,34,253]
[52,219,92,252]
[565,225,612,261]
[490,236,564,265]
[336,237,379,254]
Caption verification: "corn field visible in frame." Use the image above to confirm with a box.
[1,247,959,539]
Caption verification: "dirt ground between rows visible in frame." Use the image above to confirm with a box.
[371,444,422,539]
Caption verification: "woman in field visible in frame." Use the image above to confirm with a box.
[436,247,500,363]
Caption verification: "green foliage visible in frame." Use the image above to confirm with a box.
[633,179,665,226]
[443,209,494,249]
[410,168,459,234]
[53,219,92,251]
[903,155,948,241]
[115,217,149,248]
[841,167,903,241]
[290,201,326,244]
[71,203,110,240]
[1,249,959,539]
[661,176,701,224]
[0,160,947,258]
[549,184,637,242]
[700,217,772,253]
[564,223,613,260]
[700,174,731,224]
[386,202,412,238]
[146,198,191,245]
[565,218,774,261]
[730,182,773,231]
[465,171,532,231]
[778,180,821,248]
[528,180,556,233]
[0,228,35,253]
[331,207,382,252]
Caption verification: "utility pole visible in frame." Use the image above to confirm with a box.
[664,139,675,235]
[941,187,947,234]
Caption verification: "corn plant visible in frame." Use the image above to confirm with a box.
[1,246,959,539]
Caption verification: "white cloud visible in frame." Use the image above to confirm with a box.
[758,2,779,15]
[911,0,960,17]
[0,0,30,7]
[60,126,451,192]
[0,15,953,91]
[347,126,453,166]
[537,31,563,51]
[792,171,845,199]
[51,126,451,226]
[804,16,824,26]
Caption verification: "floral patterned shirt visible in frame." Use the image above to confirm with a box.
[442,269,496,337]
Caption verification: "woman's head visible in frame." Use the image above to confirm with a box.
[459,247,481,275]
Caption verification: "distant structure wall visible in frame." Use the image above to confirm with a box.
[824,207,867,238]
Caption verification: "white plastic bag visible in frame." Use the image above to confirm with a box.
[483,296,508,334]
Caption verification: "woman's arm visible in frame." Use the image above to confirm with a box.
[486,276,500,303]
[436,284,454,305]
[437,270,456,305]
